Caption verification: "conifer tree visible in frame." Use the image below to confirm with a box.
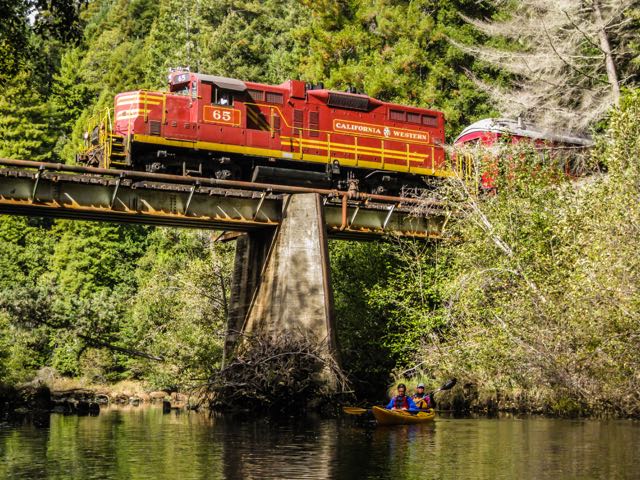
[0,73,57,161]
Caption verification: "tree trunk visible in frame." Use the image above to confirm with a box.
[593,0,621,105]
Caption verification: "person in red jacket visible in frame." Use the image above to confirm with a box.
[385,383,418,411]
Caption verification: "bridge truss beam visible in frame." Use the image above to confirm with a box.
[0,159,446,239]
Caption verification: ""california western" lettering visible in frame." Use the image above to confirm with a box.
[333,120,429,142]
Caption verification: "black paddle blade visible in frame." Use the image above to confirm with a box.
[440,378,457,391]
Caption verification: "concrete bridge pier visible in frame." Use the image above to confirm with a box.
[224,193,339,384]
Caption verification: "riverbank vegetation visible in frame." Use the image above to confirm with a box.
[1,0,639,416]
[400,94,640,417]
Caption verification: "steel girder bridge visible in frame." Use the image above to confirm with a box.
[0,158,447,239]
[0,157,450,380]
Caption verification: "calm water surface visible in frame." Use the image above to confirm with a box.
[1,406,639,479]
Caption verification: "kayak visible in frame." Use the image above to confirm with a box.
[371,406,436,425]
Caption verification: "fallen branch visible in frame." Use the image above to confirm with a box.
[193,331,350,413]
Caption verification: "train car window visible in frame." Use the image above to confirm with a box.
[407,112,420,124]
[266,92,284,104]
[248,89,265,102]
[309,111,319,137]
[191,81,198,99]
[390,110,406,122]
[422,114,438,127]
[294,109,304,135]
[272,114,281,133]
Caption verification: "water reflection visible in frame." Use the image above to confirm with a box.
[1,407,639,479]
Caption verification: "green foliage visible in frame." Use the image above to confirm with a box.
[296,0,499,135]
[125,229,232,386]
[0,73,58,161]
[420,91,640,415]
[48,221,150,296]
[0,223,232,387]
[330,239,447,397]
[0,0,30,81]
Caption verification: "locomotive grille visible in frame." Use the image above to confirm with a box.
[266,92,284,104]
[149,120,161,136]
[422,114,438,127]
[327,93,369,111]
[309,111,319,137]
[390,109,406,122]
[294,109,303,135]
[247,89,265,102]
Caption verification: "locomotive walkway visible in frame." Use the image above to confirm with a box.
[0,157,448,385]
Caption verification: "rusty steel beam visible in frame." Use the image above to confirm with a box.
[0,158,443,206]
[0,161,447,239]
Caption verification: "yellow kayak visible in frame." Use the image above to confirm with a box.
[371,406,436,425]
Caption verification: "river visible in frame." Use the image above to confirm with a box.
[1,406,639,479]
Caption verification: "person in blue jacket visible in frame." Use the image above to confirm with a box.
[386,383,419,411]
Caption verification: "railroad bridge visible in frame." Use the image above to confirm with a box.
[0,158,447,382]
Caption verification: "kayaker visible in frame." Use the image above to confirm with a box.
[385,383,418,411]
[412,383,434,410]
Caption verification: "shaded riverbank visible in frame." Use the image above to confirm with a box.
[0,381,194,422]
[2,406,639,479]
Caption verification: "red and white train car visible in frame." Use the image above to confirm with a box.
[454,117,592,149]
[454,117,593,187]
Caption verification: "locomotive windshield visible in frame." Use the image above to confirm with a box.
[171,83,190,95]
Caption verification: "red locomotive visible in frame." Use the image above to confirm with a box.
[80,69,450,194]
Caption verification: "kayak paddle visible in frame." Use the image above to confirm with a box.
[342,406,369,415]
[431,378,457,395]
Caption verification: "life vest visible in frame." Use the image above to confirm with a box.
[413,394,432,409]
[394,395,409,409]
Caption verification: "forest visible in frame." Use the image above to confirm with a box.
[1,0,639,416]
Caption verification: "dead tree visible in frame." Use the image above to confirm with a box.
[454,0,639,132]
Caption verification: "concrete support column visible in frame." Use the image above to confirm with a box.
[224,228,274,362]
[224,193,338,373]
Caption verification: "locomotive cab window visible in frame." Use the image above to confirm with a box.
[213,88,233,106]
[171,80,197,98]
[170,72,191,95]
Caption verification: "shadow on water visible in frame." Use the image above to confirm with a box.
[1,406,639,479]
